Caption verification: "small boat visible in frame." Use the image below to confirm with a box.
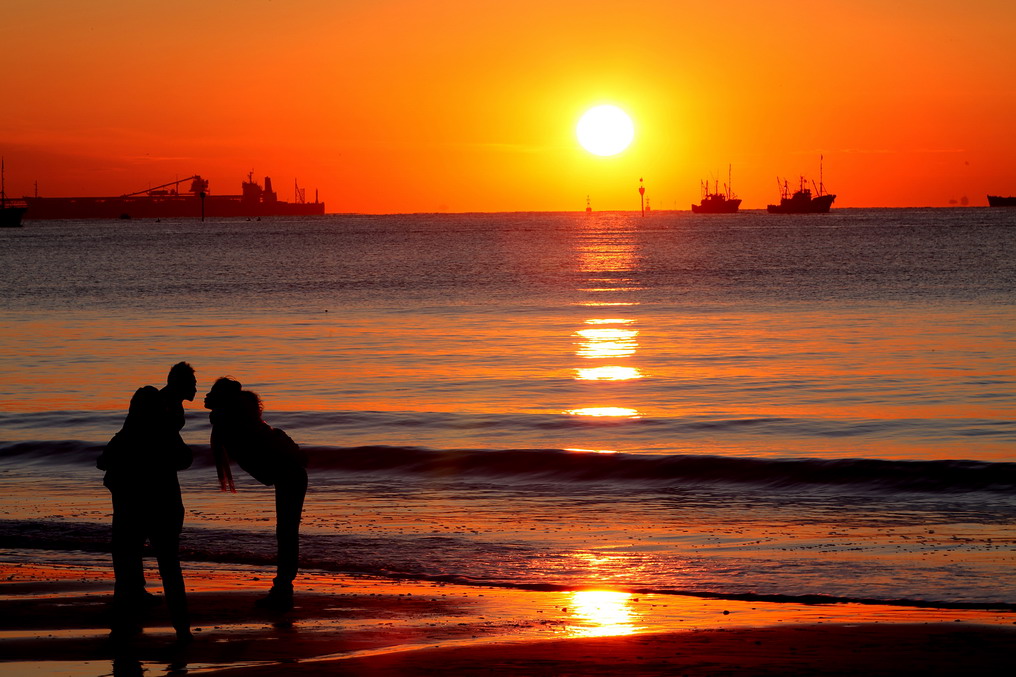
[987,195,1016,207]
[767,156,836,214]
[692,165,741,213]
[1,159,27,228]
[766,179,835,214]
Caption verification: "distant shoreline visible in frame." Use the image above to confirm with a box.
[13,204,1015,220]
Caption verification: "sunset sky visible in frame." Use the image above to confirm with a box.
[3,0,1014,212]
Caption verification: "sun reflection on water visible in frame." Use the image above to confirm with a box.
[567,226,647,424]
[565,407,641,418]
[575,327,639,359]
[585,318,634,325]
[575,318,639,365]
[566,590,638,637]
[569,315,643,414]
[575,365,643,381]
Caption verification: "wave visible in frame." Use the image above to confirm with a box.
[318,446,1016,493]
[3,440,1014,494]
[2,519,1012,612]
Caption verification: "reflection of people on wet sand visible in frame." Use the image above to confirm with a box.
[205,377,308,611]
[97,362,196,641]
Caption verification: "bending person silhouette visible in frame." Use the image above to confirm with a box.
[97,362,196,641]
[205,377,308,611]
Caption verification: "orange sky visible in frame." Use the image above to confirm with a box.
[3,0,1014,212]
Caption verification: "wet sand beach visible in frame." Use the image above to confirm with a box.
[2,560,1013,676]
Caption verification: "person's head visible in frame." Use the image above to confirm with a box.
[166,361,197,402]
[126,385,162,426]
[237,390,264,422]
[204,376,242,411]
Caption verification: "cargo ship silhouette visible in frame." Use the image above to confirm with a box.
[23,172,325,220]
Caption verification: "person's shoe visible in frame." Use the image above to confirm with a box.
[140,590,162,608]
[112,589,160,611]
[254,586,293,612]
[108,618,143,642]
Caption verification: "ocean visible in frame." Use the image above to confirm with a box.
[1,208,1014,610]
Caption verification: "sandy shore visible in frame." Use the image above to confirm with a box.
[2,559,1013,676]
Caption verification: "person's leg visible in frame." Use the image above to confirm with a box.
[149,506,190,640]
[109,490,154,638]
[274,467,308,588]
[257,467,307,611]
[110,491,147,603]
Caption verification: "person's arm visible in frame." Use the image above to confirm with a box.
[96,431,126,470]
[172,433,193,471]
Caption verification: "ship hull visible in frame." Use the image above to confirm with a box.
[1,206,27,227]
[691,196,741,214]
[987,195,1016,207]
[767,193,835,214]
[23,195,325,220]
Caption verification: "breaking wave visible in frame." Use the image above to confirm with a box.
[3,440,1013,494]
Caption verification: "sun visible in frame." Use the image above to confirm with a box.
[577,105,635,157]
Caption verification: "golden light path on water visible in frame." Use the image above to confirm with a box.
[565,407,641,418]
[575,326,639,359]
[579,302,638,307]
[567,223,645,419]
[565,590,638,637]
[569,317,644,416]
[575,365,643,381]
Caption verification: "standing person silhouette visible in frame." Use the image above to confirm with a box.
[204,377,308,611]
[97,362,196,641]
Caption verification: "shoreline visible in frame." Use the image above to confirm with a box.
[2,558,1014,676]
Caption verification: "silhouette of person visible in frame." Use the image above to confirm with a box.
[205,377,308,611]
[97,362,196,641]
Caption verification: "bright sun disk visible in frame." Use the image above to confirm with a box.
[577,105,634,157]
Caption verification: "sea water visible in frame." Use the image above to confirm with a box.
[1,209,1014,608]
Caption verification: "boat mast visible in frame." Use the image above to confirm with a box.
[819,154,824,196]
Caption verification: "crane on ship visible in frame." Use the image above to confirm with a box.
[121,175,208,197]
